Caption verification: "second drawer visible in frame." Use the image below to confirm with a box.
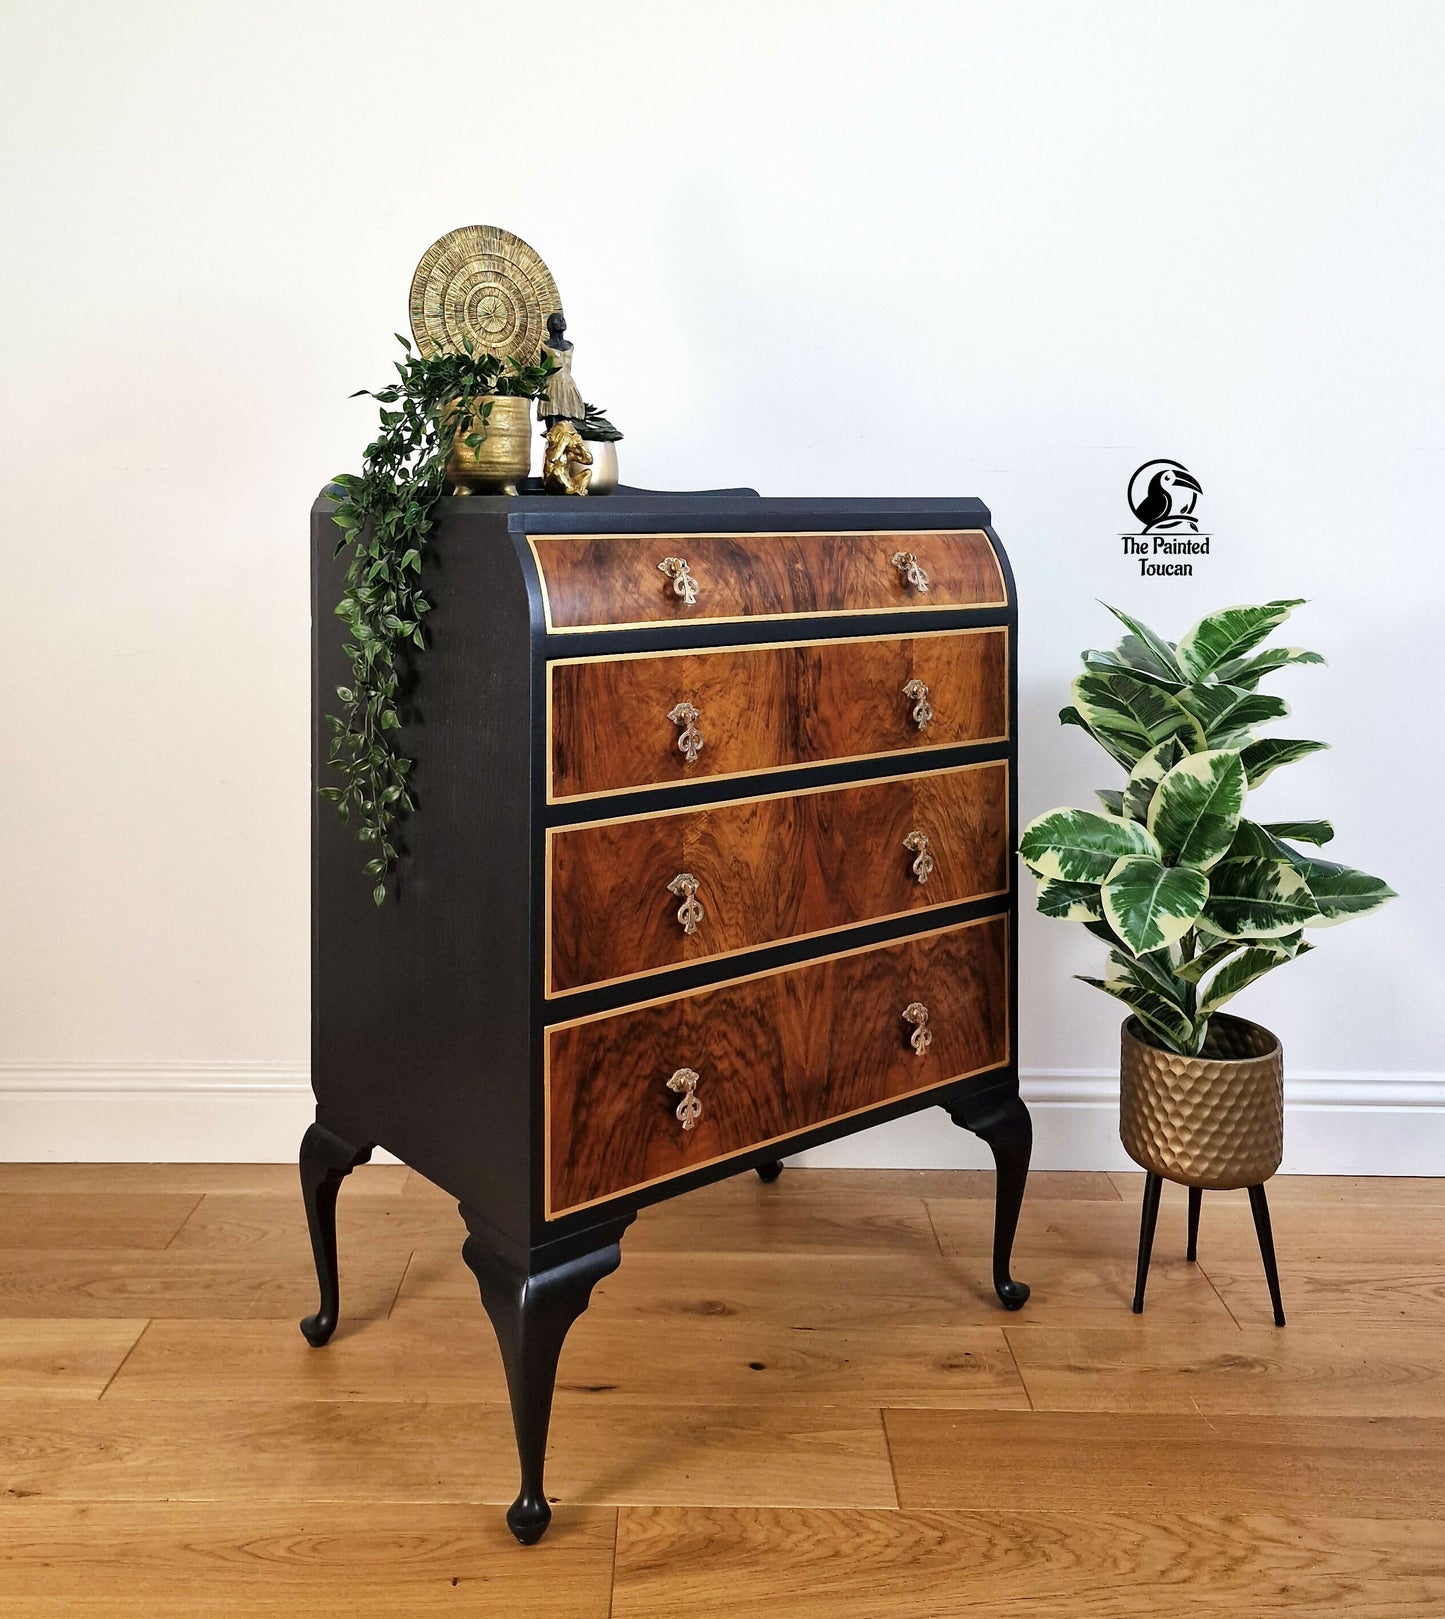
[547,760,1009,995]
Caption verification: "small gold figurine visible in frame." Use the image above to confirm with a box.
[543,420,593,496]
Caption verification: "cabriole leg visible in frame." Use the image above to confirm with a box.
[298,1120,373,1348]
[943,1082,1033,1310]
[462,1217,627,1545]
[755,1161,784,1183]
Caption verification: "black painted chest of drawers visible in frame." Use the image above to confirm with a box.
[305,487,1031,1542]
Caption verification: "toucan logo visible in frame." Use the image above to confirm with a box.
[1127,459,1203,533]
[1121,459,1211,576]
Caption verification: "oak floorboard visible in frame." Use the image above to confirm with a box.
[0,1248,409,1322]
[0,1398,897,1509]
[0,1194,201,1251]
[0,1500,617,1618]
[1005,1323,1445,1416]
[164,1192,462,1257]
[611,1506,1445,1619]
[0,1320,148,1399]
[1110,1171,1445,1208]
[884,1409,1445,1518]
[104,1311,1028,1410]
[0,1164,408,1196]
[1200,1258,1445,1328]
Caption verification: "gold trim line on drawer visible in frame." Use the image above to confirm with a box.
[526,529,1009,633]
[543,758,1011,998]
[545,623,1011,805]
[543,912,1012,1220]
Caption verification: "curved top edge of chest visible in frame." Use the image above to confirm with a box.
[527,527,1012,633]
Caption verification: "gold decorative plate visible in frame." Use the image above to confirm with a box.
[408,225,562,362]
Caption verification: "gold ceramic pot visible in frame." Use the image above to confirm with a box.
[579,437,618,495]
[1119,1013,1283,1190]
[445,396,533,495]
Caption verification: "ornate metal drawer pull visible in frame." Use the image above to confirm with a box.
[902,678,934,732]
[667,872,704,935]
[658,556,700,605]
[667,702,704,763]
[902,1002,933,1057]
[667,1067,702,1131]
[903,830,934,884]
[891,550,931,593]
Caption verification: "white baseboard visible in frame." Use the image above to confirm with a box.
[0,1062,1440,1174]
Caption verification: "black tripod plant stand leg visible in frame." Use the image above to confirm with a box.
[1132,1175,1286,1327]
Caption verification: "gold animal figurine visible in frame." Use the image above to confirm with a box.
[543,420,593,496]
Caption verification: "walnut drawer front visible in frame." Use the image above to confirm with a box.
[549,627,1008,801]
[547,761,1009,995]
[530,529,1006,631]
[546,914,1009,1216]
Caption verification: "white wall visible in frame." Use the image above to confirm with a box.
[1,0,1440,1167]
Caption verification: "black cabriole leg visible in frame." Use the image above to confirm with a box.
[755,1161,784,1183]
[1186,1186,1202,1262]
[1132,1172,1163,1314]
[1249,1183,1286,1327]
[462,1216,627,1545]
[298,1120,373,1348]
[943,1083,1033,1310]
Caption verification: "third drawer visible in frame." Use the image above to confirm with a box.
[547,759,1009,995]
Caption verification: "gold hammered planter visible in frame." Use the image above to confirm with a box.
[1119,1013,1283,1190]
[445,396,533,495]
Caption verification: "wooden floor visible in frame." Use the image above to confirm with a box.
[0,1165,1442,1616]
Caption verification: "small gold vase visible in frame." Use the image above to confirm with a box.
[1119,1013,1283,1189]
[445,396,533,495]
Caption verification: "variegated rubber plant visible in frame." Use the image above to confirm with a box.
[1020,600,1394,1055]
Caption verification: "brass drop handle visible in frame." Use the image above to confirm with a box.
[667,1067,702,1131]
[902,1001,933,1057]
[891,550,931,593]
[667,702,704,763]
[902,678,934,732]
[903,830,934,884]
[658,556,700,605]
[667,872,704,935]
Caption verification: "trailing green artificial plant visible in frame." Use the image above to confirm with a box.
[1019,599,1394,1055]
[321,336,556,903]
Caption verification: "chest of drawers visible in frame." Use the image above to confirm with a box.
[306,488,1030,1543]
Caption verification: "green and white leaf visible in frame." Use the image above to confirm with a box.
[1095,789,1126,817]
[1109,946,1189,1006]
[1034,878,1106,923]
[1076,974,1199,1054]
[1175,599,1304,680]
[1198,857,1320,938]
[1020,808,1160,883]
[1123,737,1189,823]
[1100,606,1188,681]
[1060,704,1135,769]
[1071,671,1204,768]
[1147,748,1246,871]
[1101,856,1210,955]
[1261,819,1334,846]
[1196,941,1313,1017]
[1293,857,1397,927]
[1176,683,1289,746]
[1175,937,1247,984]
[1239,737,1328,788]
[1213,646,1325,689]
[1081,648,1185,690]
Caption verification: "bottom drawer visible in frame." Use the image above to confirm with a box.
[546,914,1009,1217]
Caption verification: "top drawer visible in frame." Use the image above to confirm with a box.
[529,530,1007,632]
